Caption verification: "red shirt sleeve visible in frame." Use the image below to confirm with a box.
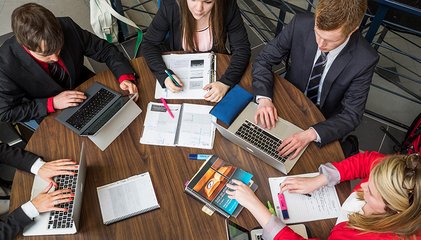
[47,97,55,113]
[274,227,317,240]
[118,74,135,83]
[332,151,385,182]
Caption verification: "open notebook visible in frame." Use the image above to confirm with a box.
[140,102,216,149]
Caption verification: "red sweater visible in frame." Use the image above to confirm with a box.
[273,151,421,240]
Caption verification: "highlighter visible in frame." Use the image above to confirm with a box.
[188,154,211,160]
[278,193,290,220]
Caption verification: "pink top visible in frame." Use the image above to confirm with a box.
[182,27,213,52]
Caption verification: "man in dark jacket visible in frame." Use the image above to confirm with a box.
[253,0,379,158]
[0,3,138,124]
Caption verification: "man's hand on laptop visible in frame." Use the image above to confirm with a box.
[120,80,138,101]
[53,90,86,109]
[277,129,317,160]
[255,98,278,129]
[38,159,78,187]
[31,183,74,213]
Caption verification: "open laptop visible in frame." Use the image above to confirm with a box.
[23,142,87,236]
[56,82,142,151]
[214,102,307,174]
[226,219,308,240]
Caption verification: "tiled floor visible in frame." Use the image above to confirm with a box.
[0,0,418,154]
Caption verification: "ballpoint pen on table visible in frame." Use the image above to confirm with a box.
[164,69,181,87]
[160,98,174,119]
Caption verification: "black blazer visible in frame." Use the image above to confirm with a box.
[141,0,251,87]
[0,17,135,123]
[253,14,379,146]
[0,143,39,239]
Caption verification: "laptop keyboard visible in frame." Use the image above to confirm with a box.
[235,120,287,163]
[47,170,78,229]
[66,88,116,130]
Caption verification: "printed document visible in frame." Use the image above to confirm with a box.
[269,172,341,224]
[140,102,216,149]
[154,52,216,99]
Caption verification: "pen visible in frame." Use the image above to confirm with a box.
[160,98,174,119]
[267,201,275,215]
[188,154,211,160]
[165,69,181,87]
[278,193,290,220]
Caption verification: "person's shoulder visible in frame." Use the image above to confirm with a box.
[0,35,19,68]
[286,13,314,31]
[350,32,379,62]
[161,0,178,7]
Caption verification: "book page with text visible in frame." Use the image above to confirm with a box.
[155,53,213,99]
[176,103,216,149]
[140,102,181,146]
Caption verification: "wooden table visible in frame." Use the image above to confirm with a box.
[11,54,350,240]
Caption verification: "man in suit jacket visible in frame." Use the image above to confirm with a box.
[0,143,78,239]
[0,3,138,123]
[253,0,379,158]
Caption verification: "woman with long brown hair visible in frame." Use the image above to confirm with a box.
[227,152,421,239]
[142,0,250,102]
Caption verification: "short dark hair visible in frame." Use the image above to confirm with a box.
[315,0,367,36]
[11,3,64,55]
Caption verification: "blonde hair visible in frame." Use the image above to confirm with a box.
[315,0,367,36]
[348,154,421,239]
[177,0,225,52]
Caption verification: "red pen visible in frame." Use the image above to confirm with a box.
[160,98,174,119]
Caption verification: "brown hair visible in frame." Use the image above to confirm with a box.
[315,0,367,36]
[348,154,421,239]
[11,3,63,55]
[177,0,225,52]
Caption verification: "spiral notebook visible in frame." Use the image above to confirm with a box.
[97,172,160,225]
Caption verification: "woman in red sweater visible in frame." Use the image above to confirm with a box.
[227,151,420,239]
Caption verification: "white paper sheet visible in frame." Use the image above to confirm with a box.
[268,172,341,224]
[154,53,215,99]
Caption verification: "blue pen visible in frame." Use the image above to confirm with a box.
[165,69,181,87]
[188,154,211,160]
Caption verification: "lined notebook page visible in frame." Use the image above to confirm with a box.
[97,172,159,225]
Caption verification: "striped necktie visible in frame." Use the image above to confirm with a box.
[306,51,328,105]
[48,62,69,87]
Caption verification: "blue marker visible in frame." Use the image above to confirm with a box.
[188,154,212,160]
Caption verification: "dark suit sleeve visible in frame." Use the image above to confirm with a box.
[313,56,379,145]
[252,16,296,99]
[0,70,49,123]
[218,0,251,87]
[141,1,173,87]
[0,207,33,240]
[0,143,39,172]
[66,18,135,79]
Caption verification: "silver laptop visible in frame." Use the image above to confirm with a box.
[56,82,142,151]
[23,142,87,236]
[214,102,307,174]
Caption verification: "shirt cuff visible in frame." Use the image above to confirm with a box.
[30,158,46,175]
[118,73,136,83]
[262,215,286,240]
[47,97,55,113]
[256,95,272,103]
[309,127,321,143]
[21,201,40,220]
[318,162,340,187]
